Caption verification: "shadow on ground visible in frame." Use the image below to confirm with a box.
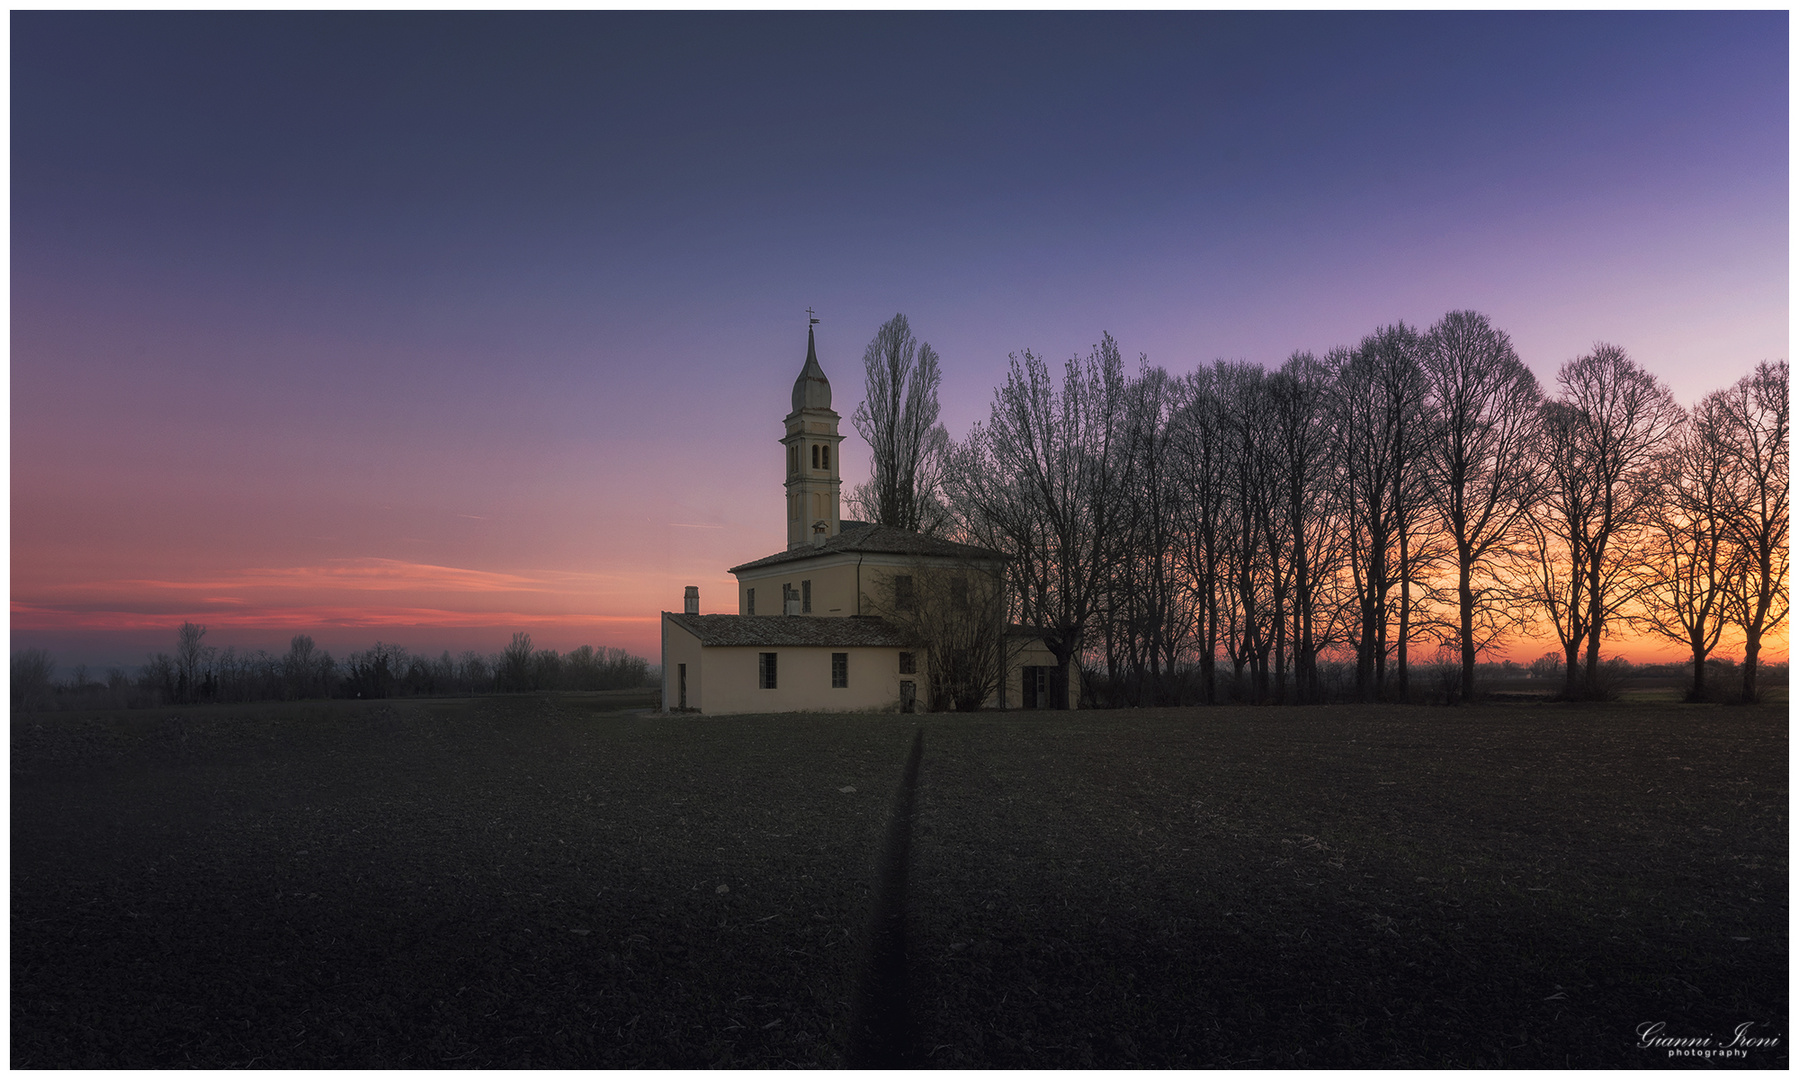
[11,698,1787,1067]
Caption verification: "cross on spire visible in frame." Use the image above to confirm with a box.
[806,307,819,326]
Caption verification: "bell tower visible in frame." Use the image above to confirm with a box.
[783,318,845,550]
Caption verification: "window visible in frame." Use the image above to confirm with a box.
[821,444,831,469]
[811,444,819,469]
[899,651,916,675]
[759,652,777,689]
[832,652,848,688]
[950,575,968,610]
[747,588,755,615]
[802,580,812,613]
[677,663,687,709]
[894,574,915,611]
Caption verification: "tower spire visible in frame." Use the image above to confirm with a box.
[784,315,843,550]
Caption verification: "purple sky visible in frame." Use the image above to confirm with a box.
[12,12,1788,669]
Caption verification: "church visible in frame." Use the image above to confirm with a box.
[659,324,1072,714]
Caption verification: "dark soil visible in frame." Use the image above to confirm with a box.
[12,698,1787,1067]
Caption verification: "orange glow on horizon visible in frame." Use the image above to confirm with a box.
[10,556,678,659]
[11,564,1784,669]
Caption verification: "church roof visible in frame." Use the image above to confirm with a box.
[664,612,914,648]
[728,520,1005,575]
[791,324,833,414]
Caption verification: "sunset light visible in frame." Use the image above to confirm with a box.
[12,14,1789,1070]
[12,12,1786,675]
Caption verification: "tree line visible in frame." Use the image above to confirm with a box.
[12,625,655,712]
[853,311,1787,705]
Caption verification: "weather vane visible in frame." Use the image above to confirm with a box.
[807,306,819,327]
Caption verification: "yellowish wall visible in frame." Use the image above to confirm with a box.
[669,612,1081,713]
[735,554,1003,619]
[694,645,925,715]
[997,637,1081,709]
[662,617,706,710]
[782,414,844,549]
[737,561,862,616]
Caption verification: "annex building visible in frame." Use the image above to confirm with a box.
[660,325,1070,714]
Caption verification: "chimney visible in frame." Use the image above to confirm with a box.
[811,520,827,548]
[786,596,802,616]
[683,586,699,615]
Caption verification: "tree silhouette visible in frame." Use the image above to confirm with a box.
[850,313,951,535]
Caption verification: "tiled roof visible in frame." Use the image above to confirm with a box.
[728,521,1004,574]
[664,613,916,648]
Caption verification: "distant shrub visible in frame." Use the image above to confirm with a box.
[12,649,54,713]
[26,630,657,712]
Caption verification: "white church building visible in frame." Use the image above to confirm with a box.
[660,325,1071,714]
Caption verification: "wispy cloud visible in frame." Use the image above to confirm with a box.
[10,558,665,635]
[12,600,658,633]
[36,559,562,598]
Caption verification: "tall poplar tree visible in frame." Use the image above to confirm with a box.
[850,313,951,535]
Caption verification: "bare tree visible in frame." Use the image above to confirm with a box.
[1332,324,1427,700]
[531,648,564,691]
[1528,344,1681,695]
[1212,361,1279,700]
[1096,363,1199,706]
[1713,360,1789,700]
[1563,345,1683,686]
[1419,311,1543,702]
[865,558,1013,712]
[1636,403,1733,699]
[282,634,324,700]
[1267,351,1340,702]
[1523,401,1599,696]
[1167,365,1230,703]
[13,648,55,713]
[498,631,535,692]
[934,310,1772,712]
[458,650,492,690]
[175,621,212,703]
[344,641,404,699]
[948,335,1131,708]
[850,313,952,535]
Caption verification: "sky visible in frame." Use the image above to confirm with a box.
[11,11,1789,670]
